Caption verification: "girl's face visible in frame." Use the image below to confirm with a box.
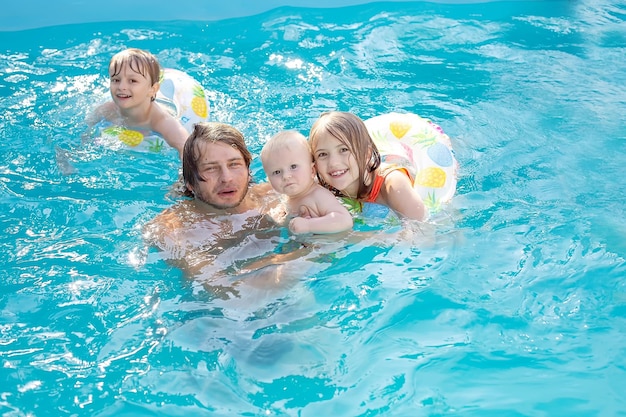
[109,64,158,111]
[312,130,360,198]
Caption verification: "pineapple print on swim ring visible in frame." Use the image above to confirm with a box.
[94,68,209,153]
[347,112,458,218]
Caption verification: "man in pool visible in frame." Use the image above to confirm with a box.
[143,122,301,293]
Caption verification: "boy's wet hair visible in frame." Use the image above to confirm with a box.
[108,48,161,85]
[182,122,252,197]
[309,111,381,199]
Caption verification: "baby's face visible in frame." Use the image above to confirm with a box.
[264,145,315,198]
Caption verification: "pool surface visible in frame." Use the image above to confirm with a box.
[1,0,626,416]
[2,0,459,31]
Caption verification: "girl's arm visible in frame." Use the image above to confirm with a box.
[381,170,428,221]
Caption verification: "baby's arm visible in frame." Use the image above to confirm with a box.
[289,186,353,234]
[382,170,428,221]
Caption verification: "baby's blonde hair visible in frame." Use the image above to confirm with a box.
[260,130,311,166]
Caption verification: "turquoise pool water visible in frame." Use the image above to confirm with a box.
[2,0,626,416]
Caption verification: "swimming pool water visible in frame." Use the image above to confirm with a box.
[1,0,626,416]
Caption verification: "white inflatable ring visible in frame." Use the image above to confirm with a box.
[156,68,209,134]
[364,112,458,213]
[96,68,209,153]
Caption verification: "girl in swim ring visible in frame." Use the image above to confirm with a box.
[309,111,428,221]
[86,48,190,158]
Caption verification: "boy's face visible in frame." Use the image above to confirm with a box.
[263,145,315,198]
[108,64,159,110]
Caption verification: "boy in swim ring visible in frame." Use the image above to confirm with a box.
[260,131,353,234]
[88,48,189,158]
[309,111,428,221]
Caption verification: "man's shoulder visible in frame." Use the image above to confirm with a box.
[249,182,280,202]
[251,182,274,194]
[247,182,281,216]
[144,200,222,252]
[155,198,191,215]
[146,200,194,232]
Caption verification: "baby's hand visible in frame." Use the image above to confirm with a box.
[288,206,314,234]
[288,216,309,234]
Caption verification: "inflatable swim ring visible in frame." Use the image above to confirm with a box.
[156,68,209,133]
[94,68,209,153]
[362,112,458,215]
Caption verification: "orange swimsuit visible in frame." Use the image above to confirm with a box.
[365,167,411,203]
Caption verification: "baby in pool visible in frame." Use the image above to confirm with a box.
[261,130,353,234]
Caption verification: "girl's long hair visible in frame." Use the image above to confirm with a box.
[309,111,380,200]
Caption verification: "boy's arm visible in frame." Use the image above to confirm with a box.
[85,101,114,128]
[82,101,114,142]
[152,110,189,159]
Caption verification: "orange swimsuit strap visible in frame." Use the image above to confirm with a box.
[365,167,410,203]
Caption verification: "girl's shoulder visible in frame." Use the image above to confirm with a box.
[380,166,413,188]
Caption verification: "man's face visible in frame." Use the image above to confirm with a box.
[188,141,250,210]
